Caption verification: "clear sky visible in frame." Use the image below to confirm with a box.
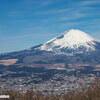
[0,0,100,53]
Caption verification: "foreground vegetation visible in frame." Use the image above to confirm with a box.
[0,79,100,100]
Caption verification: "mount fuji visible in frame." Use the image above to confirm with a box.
[38,29,99,55]
[0,29,100,94]
[0,29,100,65]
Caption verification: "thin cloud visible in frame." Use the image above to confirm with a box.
[78,0,100,6]
[41,10,87,23]
[41,0,54,6]
[36,8,72,15]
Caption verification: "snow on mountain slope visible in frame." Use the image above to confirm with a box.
[39,29,98,54]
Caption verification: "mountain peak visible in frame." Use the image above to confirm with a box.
[39,29,98,54]
[65,29,80,33]
[62,29,84,34]
[60,29,92,38]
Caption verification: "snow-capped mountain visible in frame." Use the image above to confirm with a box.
[39,29,99,54]
[0,29,100,95]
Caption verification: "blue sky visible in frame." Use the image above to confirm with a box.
[0,0,100,53]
